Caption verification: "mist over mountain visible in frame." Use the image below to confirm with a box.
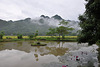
[0,15,80,35]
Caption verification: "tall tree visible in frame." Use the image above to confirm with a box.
[47,20,73,40]
[78,0,100,45]
[56,26,73,39]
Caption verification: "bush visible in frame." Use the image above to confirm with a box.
[96,40,100,46]
[0,32,4,39]
[28,35,34,39]
[17,34,23,39]
[0,34,3,39]
[6,37,9,39]
[6,37,12,39]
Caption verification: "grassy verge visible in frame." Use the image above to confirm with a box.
[0,36,77,42]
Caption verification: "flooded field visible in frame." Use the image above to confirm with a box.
[0,40,99,67]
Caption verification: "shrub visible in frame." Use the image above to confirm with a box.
[0,31,5,39]
[28,35,34,39]
[17,34,23,39]
[0,34,3,39]
[96,40,100,46]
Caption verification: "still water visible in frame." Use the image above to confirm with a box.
[0,40,99,67]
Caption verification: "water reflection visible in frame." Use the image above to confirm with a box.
[34,54,39,61]
[0,41,99,67]
[0,44,4,50]
[0,41,69,56]
[97,47,100,67]
[43,45,98,67]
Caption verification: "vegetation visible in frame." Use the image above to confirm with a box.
[0,31,5,39]
[56,26,73,39]
[34,31,38,39]
[0,20,75,42]
[78,0,100,45]
[96,40,100,46]
[0,36,77,42]
[28,35,34,39]
[47,20,74,40]
[17,34,23,39]
[46,28,56,36]
[0,15,78,36]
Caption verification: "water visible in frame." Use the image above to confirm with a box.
[0,40,99,67]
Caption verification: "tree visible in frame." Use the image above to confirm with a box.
[0,31,5,39]
[78,0,100,45]
[46,20,74,40]
[34,30,38,39]
[56,26,73,39]
[46,28,56,36]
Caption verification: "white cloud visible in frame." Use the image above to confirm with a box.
[0,0,86,21]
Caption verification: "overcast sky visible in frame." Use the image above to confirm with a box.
[0,0,86,21]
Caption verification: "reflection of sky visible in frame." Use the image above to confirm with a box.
[0,49,59,67]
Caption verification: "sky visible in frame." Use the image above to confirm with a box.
[0,0,86,21]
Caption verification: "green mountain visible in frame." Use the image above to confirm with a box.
[0,15,79,35]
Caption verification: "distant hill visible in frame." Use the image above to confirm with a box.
[0,15,80,35]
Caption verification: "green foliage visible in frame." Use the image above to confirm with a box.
[17,34,23,39]
[28,32,34,39]
[0,31,5,39]
[28,35,34,39]
[34,30,38,38]
[78,0,100,45]
[96,40,100,46]
[6,37,12,39]
[56,26,73,39]
[47,20,74,40]
[46,28,56,36]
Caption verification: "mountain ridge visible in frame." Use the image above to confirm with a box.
[0,15,79,35]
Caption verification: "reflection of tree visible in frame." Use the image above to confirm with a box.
[34,54,39,61]
[17,42,23,47]
[0,44,4,50]
[40,47,68,56]
[0,42,31,53]
[58,42,65,48]
[0,41,68,57]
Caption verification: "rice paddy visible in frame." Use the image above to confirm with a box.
[3,36,77,39]
[0,36,77,42]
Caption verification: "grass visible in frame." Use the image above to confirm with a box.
[0,36,77,42]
